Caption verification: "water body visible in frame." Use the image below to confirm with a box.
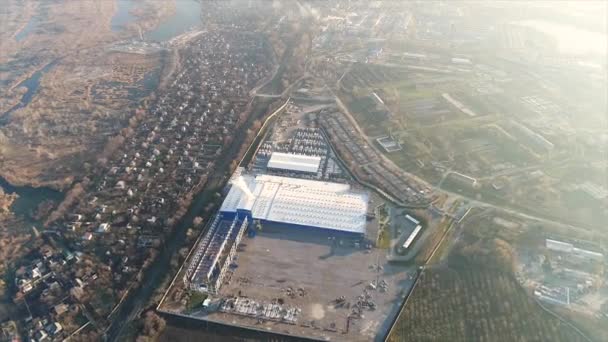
[146,0,202,41]
[0,60,57,126]
[15,15,40,42]
[14,6,47,42]
[111,0,137,32]
[110,0,202,40]
[513,20,607,56]
[0,176,64,222]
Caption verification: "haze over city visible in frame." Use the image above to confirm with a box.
[0,1,606,341]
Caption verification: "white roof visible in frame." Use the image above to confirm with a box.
[546,239,573,252]
[220,174,368,234]
[405,214,420,225]
[267,153,321,173]
[403,225,422,249]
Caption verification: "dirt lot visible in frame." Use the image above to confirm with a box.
[201,223,415,342]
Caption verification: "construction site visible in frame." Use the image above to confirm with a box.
[158,101,417,341]
[161,206,415,341]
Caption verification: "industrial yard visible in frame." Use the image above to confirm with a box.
[160,211,416,342]
[158,100,423,341]
[516,237,607,317]
[204,223,414,341]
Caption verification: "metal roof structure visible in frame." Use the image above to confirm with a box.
[220,174,368,234]
[402,224,422,249]
[267,152,321,174]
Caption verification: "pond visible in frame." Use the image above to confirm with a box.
[0,176,64,222]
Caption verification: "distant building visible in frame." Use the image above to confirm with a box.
[579,182,608,200]
[447,171,478,188]
[402,225,422,250]
[267,152,321,174]
[97,223,110,233]
[512,121,554,153]
[376,136,402,153]
[396,214,423,254]
[534,286,570,306]
[53,304,68,316]
[402,52,427,60]
[546,239,573,253]
[33,329,48,342]
[371,92,385,106]
[451,57,472,65]
[45,322,62,336]
[545,239,604,261]
[572,248,604,261]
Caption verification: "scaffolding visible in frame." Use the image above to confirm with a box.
[186,214,249,294]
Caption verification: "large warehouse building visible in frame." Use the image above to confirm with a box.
[220,172,368,235]
[267,152,322,174]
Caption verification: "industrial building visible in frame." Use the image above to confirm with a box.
[185,214,249,294]
[376,136,402,153]
[534,286,571,306]
[184,170,369,294]
[220,171,368,235]
[579,182,608,200]
[267,152,322,174]
[512,121,555,153]
[447,171,478,188]
[402,223,422,249]
[545,239,604,261]
[397,214,423,254]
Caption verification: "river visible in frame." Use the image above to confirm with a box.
[111,0,202,41]
[0,60,57,127]
[15,16,40,42]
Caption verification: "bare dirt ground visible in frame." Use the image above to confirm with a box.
[202,223,415,341]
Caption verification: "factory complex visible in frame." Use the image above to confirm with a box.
[184,167,369,295]
[161,103,416,342]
